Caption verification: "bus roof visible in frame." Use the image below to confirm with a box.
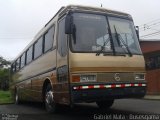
[62,5,130,17]
[12,5,132,63]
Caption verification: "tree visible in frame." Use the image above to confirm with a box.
[0,69,10,90]
[0,56,11,90]
[0,56,11,69]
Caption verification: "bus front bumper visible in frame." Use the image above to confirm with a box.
[71,83,147,103]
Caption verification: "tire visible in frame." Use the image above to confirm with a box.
[15,88,21,104]
[45,84,57,113]
[96,99,114,109]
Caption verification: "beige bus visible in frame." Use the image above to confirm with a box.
[10,5,146,113]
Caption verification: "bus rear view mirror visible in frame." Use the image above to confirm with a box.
[65,15,73,34]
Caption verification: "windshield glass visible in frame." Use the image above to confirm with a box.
[70,13,142,55]
[71,13,112,53]
[108,17,141,54]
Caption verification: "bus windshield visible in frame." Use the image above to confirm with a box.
[70,13,142,55]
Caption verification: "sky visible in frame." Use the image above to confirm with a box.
[0,0,160,60]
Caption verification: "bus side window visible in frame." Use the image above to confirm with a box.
[34,37,43,59]
[11,63,16,73]
[26,46,33,64]
[44,25,55,52]
[20,53,25,68]
[16,58,20,71]
[58,18,67,57]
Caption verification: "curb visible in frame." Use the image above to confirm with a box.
[0,102,14,105]
[143,95,160,101]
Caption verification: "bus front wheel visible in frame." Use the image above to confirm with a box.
[45,84,57,113]
[96,99,114,109]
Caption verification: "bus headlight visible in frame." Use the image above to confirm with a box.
[135,74,145,80]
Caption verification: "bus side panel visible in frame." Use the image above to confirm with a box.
[53,53,70,104]
[30,50,57,102]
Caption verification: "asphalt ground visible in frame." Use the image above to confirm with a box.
[0,99,160,120]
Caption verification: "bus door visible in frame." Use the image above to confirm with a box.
[55,17,70,104]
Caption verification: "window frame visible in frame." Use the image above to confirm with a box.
[44,25,55,53]
[26,46,33,65]
[68,11,142,55]
[20,52,26,69]
[33,36,43,60]
[146,55,160,70]
[15,58,20,71]
[57,16,68,57]
[12,24,56,71]
[11,63,16,73]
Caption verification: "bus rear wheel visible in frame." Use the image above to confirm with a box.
[96,99,114,109]
[15,88,21,104]
[45,84,57,113]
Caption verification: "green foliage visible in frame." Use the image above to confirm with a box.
[0,56,11,90]
[0,69,10,90]
[0,90,13,104]
[0,56,11,69]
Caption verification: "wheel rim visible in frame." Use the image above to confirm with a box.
[15,92,19,103]
[45,90,54,109]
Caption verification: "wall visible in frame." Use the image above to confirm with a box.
[146,69,160,95]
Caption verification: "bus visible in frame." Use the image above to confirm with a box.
[10,5,147,113]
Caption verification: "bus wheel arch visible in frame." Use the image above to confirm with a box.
[42,79,57,113]
[42,79,52,102]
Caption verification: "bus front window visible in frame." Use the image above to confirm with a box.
[71,13,112,53]
[70,13,142,55]
[108,17,142,55]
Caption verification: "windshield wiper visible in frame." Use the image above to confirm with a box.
[114,25,132,57]
[96,37,110,56]
[96,27,116,56]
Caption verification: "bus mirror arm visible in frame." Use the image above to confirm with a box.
[135,26,139,41]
